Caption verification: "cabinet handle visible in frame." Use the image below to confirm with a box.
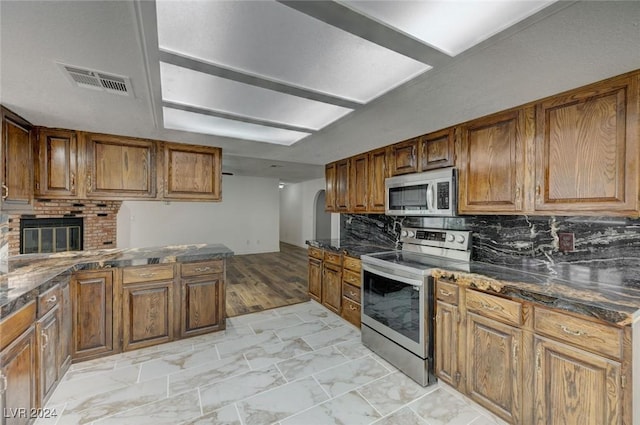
[515,186,521,203]
[71,172,76,189]
[535,184,541,201]
[47,295,57,304]
[194,267,211,272]
[560,325,586,337]
[348,291,357,298]
[87,174,92,191]
[512,341,518,360]
[41,332,49,349]
[0,373,6,393]
[479,301,502,312]
[439,289,452,297]
[348,304,358,311]
[536,346,542,372]
[138,273,156,278]
[1,183,8,201]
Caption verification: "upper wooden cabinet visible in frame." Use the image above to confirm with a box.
[457,108,529,214]
[421,127,455,171]
[389,137,420,176]
[85,133,156,199]
[534,74,639,215]
[368,147,388,213]
[1,106,33,208]
[325,162,336,212]
[349,153,368,213]
[335,159,350,212]
[163,143,221,201]
[35,128,78,198]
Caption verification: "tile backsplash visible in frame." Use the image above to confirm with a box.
[341,214,640,266]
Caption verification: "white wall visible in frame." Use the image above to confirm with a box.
[280,178,339,248]
[117,175,279,255]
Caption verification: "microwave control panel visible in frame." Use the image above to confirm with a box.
[436,182,450,209]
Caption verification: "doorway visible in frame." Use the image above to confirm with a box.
[314,190,331,239]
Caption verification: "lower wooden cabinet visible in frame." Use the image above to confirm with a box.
[180,260,226,337]
[341,256,361,327]
[122,280,175,351]
[0,325,37,425]
[322,263,342,315]
[36,306,59,406]
[58,278,72,377]
[308,257,322,303]
[435,300,459,388]
[71,269,116,361]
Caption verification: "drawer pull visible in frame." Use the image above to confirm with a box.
[480,301,502,312]
[41,332,49,349]
[560,325,586,337]
[439,289,452,297]
[349,304,358,311]
[47,295,57,304]
[139,273,156,278]
[348,291,357,298]
[194,267,211,272]
[0,373,6,393]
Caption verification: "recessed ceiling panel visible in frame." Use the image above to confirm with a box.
[162,107,311,146]
[341,0,557,56]
[155,0,430,103]
[160,62,352,131]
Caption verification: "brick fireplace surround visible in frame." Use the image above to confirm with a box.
[6,200,121,256]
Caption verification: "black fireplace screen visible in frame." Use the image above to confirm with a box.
[20,218,83,254]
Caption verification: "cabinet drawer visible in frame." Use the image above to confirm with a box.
[342,269,361,288]
[0,301,36,351]
[180,260,224,277]
[436,280,458,305]
[534,306,622,360]
[343,256,361,273]
[122,264,175,284]
[308,247,324,260]
[38,284,61,318]
[465,289,522,326]
[341,297,361,327]
[342,282,361,303]
[324,251,343,266]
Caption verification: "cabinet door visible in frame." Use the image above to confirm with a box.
[59,280,72,376]
[421,128,454,171]
[35,128,78,198]
[37,306,59,406]
[350,153,368,213]
[335,159,350,212]
[533,336,621,425]
[322,264,342,314]
[308,257,322,303]
[368,147,388,212]
[0,326,37,425]
[466,312,522,424]
[122,281,174,351]
[458,109,527,214]
[435,301,459,388]
[181,275,225,337]
[325,162,336,212]
[390,138,419,176]
[1,107,32,207]
[86,134,156,198]
[163,143,221,200]
[534,74,638,214]
[71,270,115,361]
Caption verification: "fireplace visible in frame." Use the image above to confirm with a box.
[20,217,83,254]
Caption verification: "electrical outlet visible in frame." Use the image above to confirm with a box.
[558,233,575,252]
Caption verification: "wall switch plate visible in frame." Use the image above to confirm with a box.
[558,233,575,252]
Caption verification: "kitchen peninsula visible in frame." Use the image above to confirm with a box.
[0,243,233,417]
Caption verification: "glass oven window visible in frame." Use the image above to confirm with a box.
[388,183,428,211]
[362,270,421,343]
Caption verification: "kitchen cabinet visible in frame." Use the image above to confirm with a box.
[368,147,388,213]
[163,143,221,201]
[121,264,175,351]
[534,73,639,215]
[421,127,455,171]
[457,108,528,214]
[434,280,460,388]
[349,153,368,213]
[71,269,117,361]
[335,159,350,212]
[389,137,419,176]
[1,106,33,209]
[0,302,37,425]
[307,247,323,303]
[321,251,342,315]
[340,256,361,327]
[180,260,226,337]
[58,277,72,377]
[324,162,336,212]
[34,128,78,198]
[36,306,59,406]
[85,133,156,199]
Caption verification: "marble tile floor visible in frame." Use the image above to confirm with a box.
[36,301,509,425]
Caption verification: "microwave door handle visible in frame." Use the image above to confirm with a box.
[426,184,434,211]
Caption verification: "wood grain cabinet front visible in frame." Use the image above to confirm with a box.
[334,159,350,212]
[179,261,226,338]
[308,256,322,303]
[36,306,60,406]
[349,153,369,213]
[322,263,342,315]
[163,143,221,201]
[390,137,420,176]
[367,147,388,213]
[34,128,78,198]
[420,127,455,171]
[1,106,33,209]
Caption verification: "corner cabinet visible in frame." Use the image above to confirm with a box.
[1,106,33,209]
[534,73,639,215]
[163,143,221,201]
[85,133,156,199]
[34,128,78,199]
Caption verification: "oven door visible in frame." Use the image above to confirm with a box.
[361,263,426,358]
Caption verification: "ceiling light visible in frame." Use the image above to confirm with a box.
[279,183,285,189]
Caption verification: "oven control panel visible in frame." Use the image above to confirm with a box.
[400,227,471,251]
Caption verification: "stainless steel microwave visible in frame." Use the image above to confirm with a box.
[385,167,457,216]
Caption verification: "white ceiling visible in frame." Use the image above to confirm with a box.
[1,1,639,183]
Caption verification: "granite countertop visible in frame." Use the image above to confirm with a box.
[0,244,234,317]
[305,239,396,258]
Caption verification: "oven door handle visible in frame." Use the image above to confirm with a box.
[362,264,424,287]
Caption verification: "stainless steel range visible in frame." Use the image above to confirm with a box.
[360,227,471,386]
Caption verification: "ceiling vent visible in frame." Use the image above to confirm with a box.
[57,63,134,97]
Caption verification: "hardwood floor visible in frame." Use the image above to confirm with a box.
[226,242,310,317]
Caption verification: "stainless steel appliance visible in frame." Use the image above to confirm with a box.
[361,226,471,386]
[385,167,456,216]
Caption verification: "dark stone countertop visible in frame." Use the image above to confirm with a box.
[0,244,234,318]
[305,239,396,258]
